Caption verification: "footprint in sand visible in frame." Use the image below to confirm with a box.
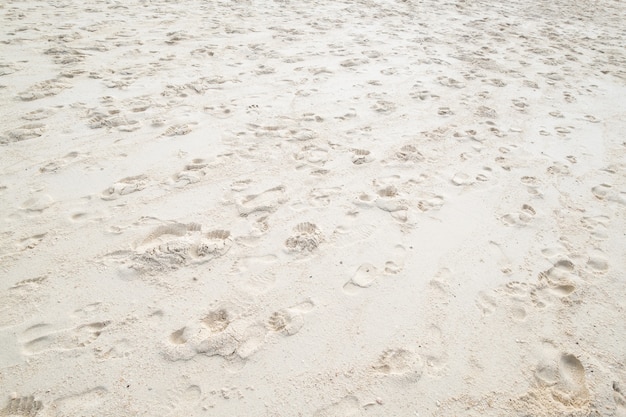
[163,385,202,417]
[389,144,424,164]
[516,342,589,412]
[451,172,472,186]
[294,144,330,168]
[266,300,314,337]
[343,263,378,294]
[487,259,579,316]
[284,222,324,254]
[538,259,579,297]
[21,107,57,121]
[267,309,304,336]
[170,159,208,187]
[350,148,374,165]
[88,112,140,132]
[613,381,626,413]
[520,175,543,196]
[45,387,108,417]
[437,76,465,89]
[409,87,439,101]
[383,244,407,275]
[586,248,609,273]
[101,174,148,200]
[417,193,445,212]
[493,281,535,320]
[371,348,424,382]
[340,58,369,68]
[581,215,609,240]
[0,395,43,417]
[17,79,71,101]
[205,102,238,119]
[14,233,47,253]
[164,124,192,136]
[501,204,536,226]
[19,194,54,214]
[237,185,287,216]
[166,322,239,362]
[476,291,498,316]
[343,245,405,294]
[329,223,377,249]
[0,123,46,144]
[68,199,110,224]
[487,240,514,275]
[39,151,80,173]
[374,191,409,222]
[313,396,360,417]
[20,321,109,355]
[475,105,497,118]
[592,183,626,205]
[438,106,454,116]
[165,304,266,365]
[306,187,341,207]
[371,100,396,114]
[0,277,48,329]
[107,222,233,275]
[233,255,278,295]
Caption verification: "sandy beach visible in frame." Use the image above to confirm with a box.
[1,0,625,415]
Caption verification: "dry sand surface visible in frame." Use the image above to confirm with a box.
[1,0,625,415]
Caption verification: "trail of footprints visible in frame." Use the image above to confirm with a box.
[2,0,624,414]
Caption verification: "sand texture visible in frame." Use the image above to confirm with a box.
[1,0,625,415]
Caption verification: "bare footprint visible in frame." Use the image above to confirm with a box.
[0,277,48,329]
[17,79,70,101]
[343,263,378,294]
[476,291,497,316]
[20,194,54,213]
[501,204,536,226]
[313,396,360,417]
[46,387,107,417]
[351,148,374,165]
[237,185,287,215]
[21,321,109,355]
[372,348,423,382]
[0,395,43,417]
[613,381,626,413]
[586,248,609,272]
[1,124,46,144]
[164,385,202,417]
[518,343,589,412]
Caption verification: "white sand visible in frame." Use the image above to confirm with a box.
[1,0,625,415]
